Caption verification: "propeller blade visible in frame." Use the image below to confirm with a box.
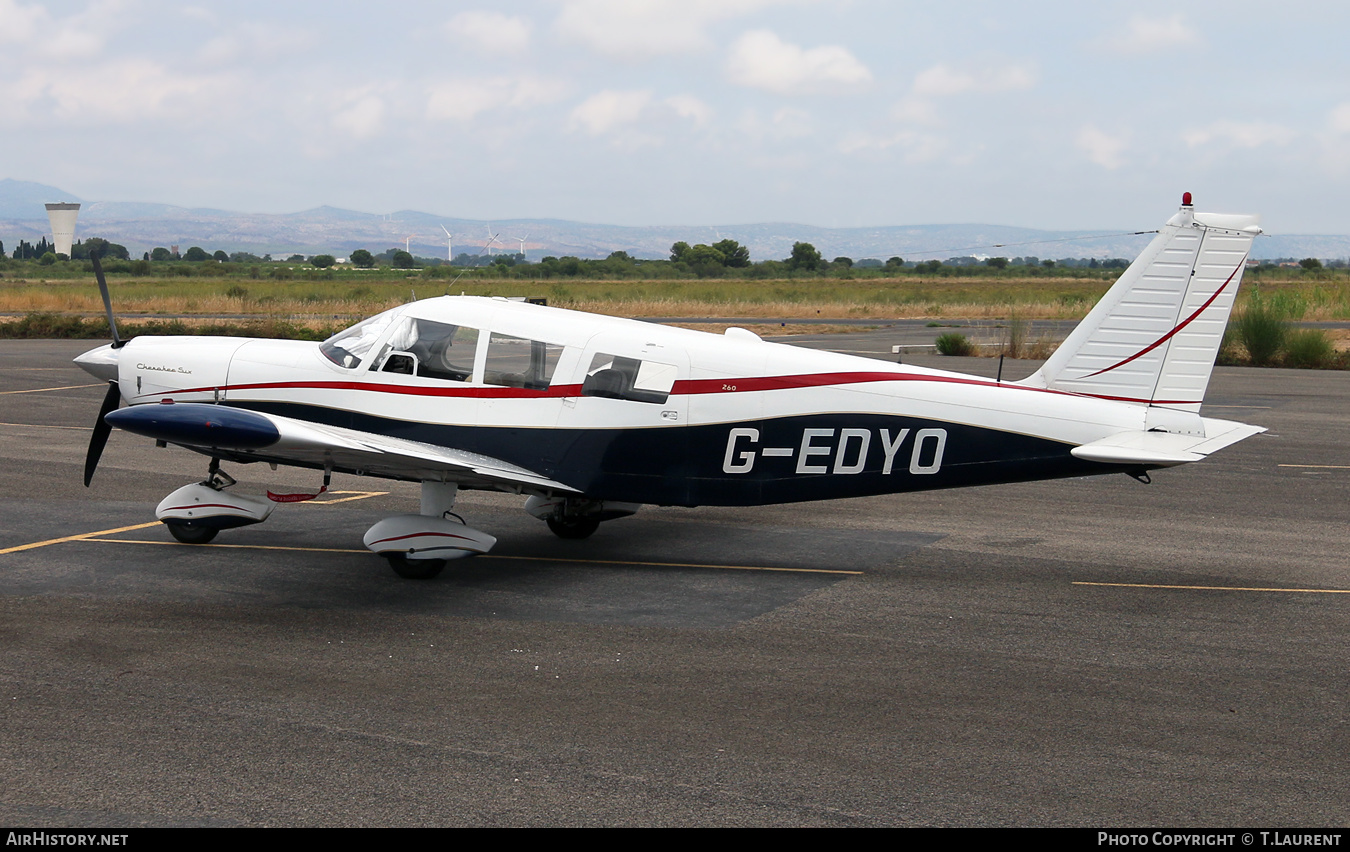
[84,381,121,487]
[90,253,123,349]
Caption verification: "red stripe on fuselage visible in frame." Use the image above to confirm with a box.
[158,370,1201,407]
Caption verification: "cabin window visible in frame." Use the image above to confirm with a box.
[483,333,564,390]
[582,353,677,404]
[320,312,399,369]
[372,319,479,381]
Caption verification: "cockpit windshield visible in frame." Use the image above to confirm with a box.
[320,309,400,369]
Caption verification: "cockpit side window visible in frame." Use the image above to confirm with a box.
[483,333,563,390]
[581,353,677,404]
[371,319,479,381]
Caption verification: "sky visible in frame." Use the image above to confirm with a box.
[3,0,1349,235]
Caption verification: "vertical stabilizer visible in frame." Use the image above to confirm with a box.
[1021,196,1261,413]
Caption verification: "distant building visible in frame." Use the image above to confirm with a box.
[45,202,80,257]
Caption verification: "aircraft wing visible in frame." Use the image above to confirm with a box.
[105,402,580,494]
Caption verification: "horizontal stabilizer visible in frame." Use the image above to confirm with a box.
[1072,418,1266,467]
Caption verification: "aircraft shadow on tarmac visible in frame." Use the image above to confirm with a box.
[2,501,942,628]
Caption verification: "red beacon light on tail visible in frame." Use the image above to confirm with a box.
[1182,191,1193,207]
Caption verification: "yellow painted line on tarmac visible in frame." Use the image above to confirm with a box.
[91,539,367,554]
[0,383,102,395]
[1074,581,1350,595]
[1279,464,1350,470]
[0,522,162,555]
[295,490,389,505]
[0,492,385,556]
[484,554,862,575]
[84,538,860,575]
[0,421,88,430]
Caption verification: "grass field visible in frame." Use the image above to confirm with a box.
[3,267,1348,324]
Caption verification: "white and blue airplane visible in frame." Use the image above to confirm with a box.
[74,195,1265,578]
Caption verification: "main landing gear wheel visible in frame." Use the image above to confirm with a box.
[547,515,600,540]
[164,521,218,545]
[383,553,448,580]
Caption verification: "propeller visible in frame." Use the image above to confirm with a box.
[84,380,121,486]
[91,251,123,349]
[84,249,124,486]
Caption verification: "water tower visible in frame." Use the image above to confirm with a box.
[45,202,81,257]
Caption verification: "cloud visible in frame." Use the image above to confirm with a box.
[891,96,940,126]
[0,0,46,42]
[556,0,778,60]
[665,94,713,128]
[1182,121,1296,149]
[1329,103,1350,135]
[911,62,1036,97]
[837,129,945,161]
[568,89,652,136]
[0,0,110,59]
[726,30,871,95]
[11,59,229,122]
[425,76,570,122]
[331,88,386,140]
[1103,15,1200,55]
[446,11,531,55]
[1077,125,1127,169]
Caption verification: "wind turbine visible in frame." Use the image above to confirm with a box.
[483,226,500,261]
[440,226,454,263]
[513,234,529,260]
[403,234,416,254]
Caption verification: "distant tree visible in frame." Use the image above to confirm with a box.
[142,252,150,261]
[684,244,726,266]
[787,241,821,271]
[350,249,374,268]
[832,256,853,268]
[183,246,210,262]
[151,247,172,261]
[669,241,691,263]
[917,259,942,273]
[712,238,750,268]
[213,250,229,262]
[311,254,336,269]
[885,256,904,270]
[1300,257,1323,270]
[986,257,1009,270]
[230,251,262,263]
[39,252,56,265]
[607,250,633,262]
[286,254,305,263]
[1042,259,1055,268]
[392,250,415,269]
